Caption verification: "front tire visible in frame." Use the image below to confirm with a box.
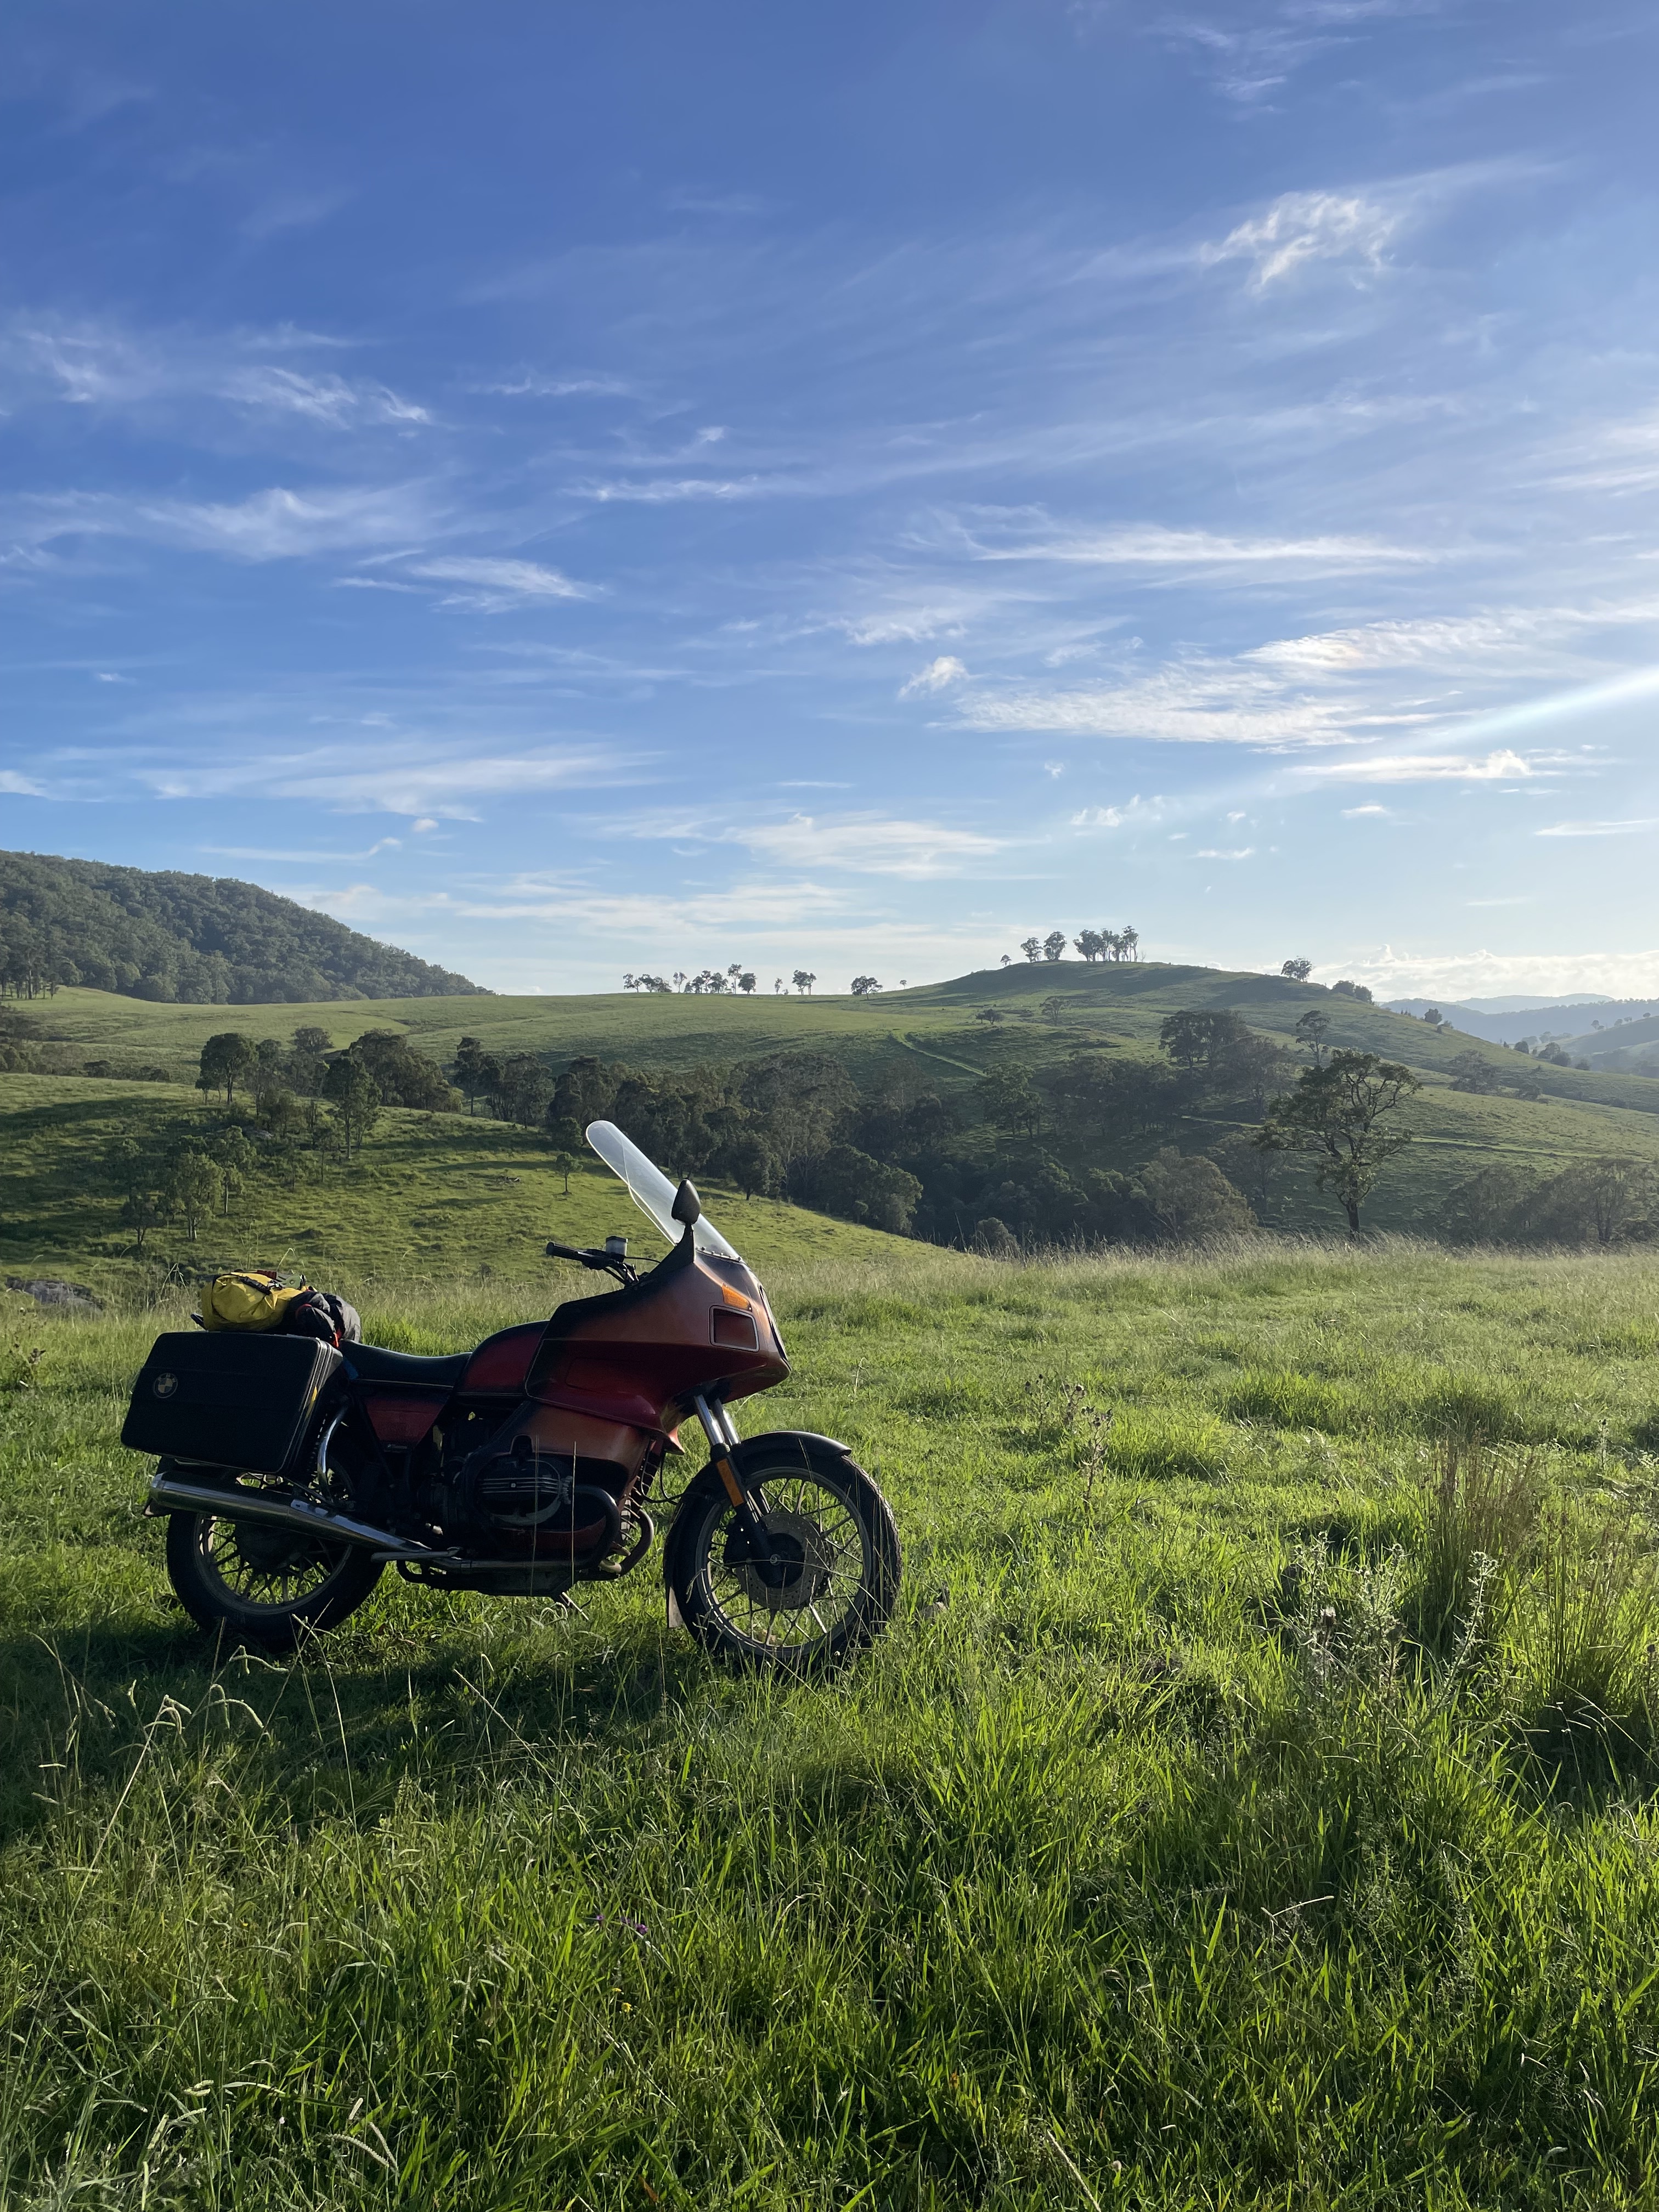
[666,1439,900,1673]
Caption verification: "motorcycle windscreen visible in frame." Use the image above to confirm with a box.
[584,1119,741,1259]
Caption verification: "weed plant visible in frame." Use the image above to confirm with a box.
[6,1240,1659,2205]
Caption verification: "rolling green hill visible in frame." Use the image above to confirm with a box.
[0,848,486,1003]
[0,1074,898,1301]
[5,957,1659,1277]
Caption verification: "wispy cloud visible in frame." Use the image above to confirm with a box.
[1298,749,1536,782]
[1,313,428,428]
[734,813,1005,878]
[899,655,968,696]
[15,482,437,560]
[405,557,595,608]
[1199,190,1398,287]
[961,516,1434,574]
[138,743,644,819]
[1535,817,1659,838]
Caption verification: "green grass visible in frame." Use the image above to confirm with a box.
[7,1240,1659,2207]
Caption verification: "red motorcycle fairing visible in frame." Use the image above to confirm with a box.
[524,1239,789,1438]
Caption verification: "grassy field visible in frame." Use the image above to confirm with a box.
[7,1239,1659,2207]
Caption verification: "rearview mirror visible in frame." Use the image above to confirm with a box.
[672,1177,701,1227]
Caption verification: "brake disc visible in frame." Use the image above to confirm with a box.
[731,1507,835,1613]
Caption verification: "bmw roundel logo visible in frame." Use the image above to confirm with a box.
[152,1372,178,1400]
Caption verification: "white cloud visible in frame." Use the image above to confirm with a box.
[577,475,774,504]
[139,743,640,820]
[407,557,594,607]
[1299,750,1535,783]
[899,655,968,697]
[1535,817,1659,838]
[2,315,427,428]
[958,661,1358,747]
[0,770,46,796]
[1327,945,1659,1001]
[1069,795,1164,829]
[1341,803,1391,817]
[1199,190,1398,289]
[16,482,437,561]
[967,519,1431,574]
[479,373,634,399]
[1194,847,1255,860]
[733,812,1005,879]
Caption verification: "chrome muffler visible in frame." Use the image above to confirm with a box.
[146,1469,438,1562]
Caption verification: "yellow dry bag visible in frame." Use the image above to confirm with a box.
[200,1270,309,1334]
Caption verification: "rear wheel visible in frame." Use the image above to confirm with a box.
[667,1441,900,1673]
[163,1427,384,1652]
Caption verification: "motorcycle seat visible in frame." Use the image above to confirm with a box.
[345,1343,471,1387]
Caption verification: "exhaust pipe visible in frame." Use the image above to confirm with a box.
[147,1470,439,1562]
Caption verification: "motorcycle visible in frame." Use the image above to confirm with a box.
[126,1121,901,1672]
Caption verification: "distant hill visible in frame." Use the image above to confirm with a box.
[1386,996,1659,1046]
[0,849,487,1005]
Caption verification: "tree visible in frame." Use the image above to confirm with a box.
[1330,979,1374,1003]
[792,970,817,996]
[1042,930,1066,963]
[120,1187,163,1254]
[1423,1008,1442,1026]
[724,1132,779,1200]
[287,1026,331,1096]
[210,1126,257,1215]
[198,1031,256,1105]
[1447,1051,1501,1095]
[1074,929,1104,963]
[1019,936,1041,964]
[1040,995,1068,1026]
[109,1138,163,1254]
[1293,1008,1330,1065]
[977,1064,1042,1138]
[347,1031,458,1109]
[1136,1149,1255,1242]
[496,1053,554,1127]
[1280,957,1313,982]
[850,975,883,996]
[163,1149,220,1240]
[1256,1051,1420,1233]
[452,1036,492,1114]
[323,1056,381,1160]
[550,1149,578,1195]
[738,972,757,994]
[975,1007,1005,1026]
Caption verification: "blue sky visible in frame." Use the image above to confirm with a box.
[3,1,1657,1000]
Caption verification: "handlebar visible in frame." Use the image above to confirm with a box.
[545,1239,640,1287]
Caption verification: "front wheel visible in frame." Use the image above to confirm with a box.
[665,1439,900,1673]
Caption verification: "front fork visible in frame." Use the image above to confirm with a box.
[691,1392,770,1551]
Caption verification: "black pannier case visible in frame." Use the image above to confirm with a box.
[122,1331,342,1478]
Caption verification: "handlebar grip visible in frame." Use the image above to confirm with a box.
[545,1240,586,1261]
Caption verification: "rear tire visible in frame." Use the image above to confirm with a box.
[666,1439,900,1673]
[165,1507,383,1652]
[163,1420,385,1651]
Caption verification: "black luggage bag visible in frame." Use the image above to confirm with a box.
[122,1331,342,1478]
